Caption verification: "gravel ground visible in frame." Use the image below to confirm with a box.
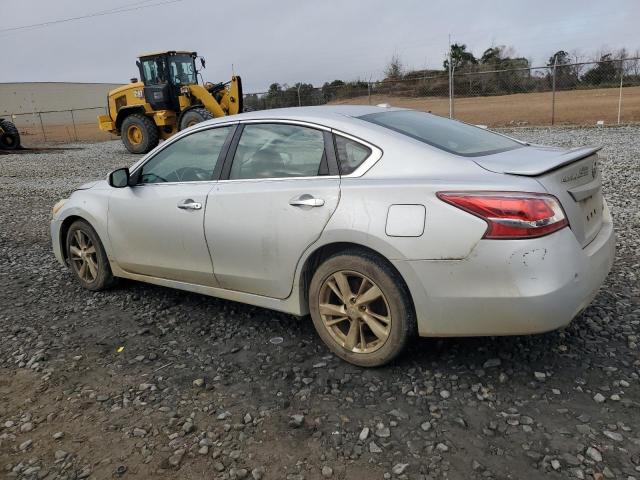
[0,126,639,480]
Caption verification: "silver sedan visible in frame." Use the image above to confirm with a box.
[51,106,615,366]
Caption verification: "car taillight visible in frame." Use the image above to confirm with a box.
[437,192,569,239]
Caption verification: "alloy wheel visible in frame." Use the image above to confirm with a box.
[318,270,391,353]
[69,229,98,283]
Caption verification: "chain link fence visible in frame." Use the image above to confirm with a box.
[2,57,638,146]
[244,57,640,127]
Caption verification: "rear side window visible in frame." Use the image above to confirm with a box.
[229,123,326,179]
[334,135,371,175]
[359,110,522,156]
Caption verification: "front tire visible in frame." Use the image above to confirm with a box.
[309,250,415,367]
[66,220,114,291]
[120,113,159,154]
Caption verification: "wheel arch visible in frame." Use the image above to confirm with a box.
[59,215,92,263]
[58,213,112,265]
[296,241,416,318]
[115,106,147,130]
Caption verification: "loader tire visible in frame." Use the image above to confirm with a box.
[121,113,159,154]
[0,119,21,150]
[179,108,214,131]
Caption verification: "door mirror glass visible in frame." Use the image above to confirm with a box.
[109,167,130,188]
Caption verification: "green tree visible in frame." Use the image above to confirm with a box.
[444,43,477,71]
[583,54,617,85]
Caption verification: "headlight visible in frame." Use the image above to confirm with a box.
[180,86,190,95]
[52,199,68,217]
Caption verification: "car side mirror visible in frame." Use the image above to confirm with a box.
[109,167,130,188]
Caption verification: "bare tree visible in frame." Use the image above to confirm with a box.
[384,54,404,80]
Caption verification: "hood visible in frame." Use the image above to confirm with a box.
[76,180,100,191]
[472,145,602,176]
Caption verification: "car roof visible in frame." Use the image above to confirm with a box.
[201,105,407,127]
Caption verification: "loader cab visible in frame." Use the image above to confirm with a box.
[137,51,198,112]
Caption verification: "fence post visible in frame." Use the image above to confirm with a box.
[367,82,372,105]
[617,59,624,124]
[551,55,558,125]
[38,112,47,142]
[297,85,301,107]
[448,63,454,118]
[70,109,78,141]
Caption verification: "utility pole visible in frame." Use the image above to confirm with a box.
[448,34,454,118]
[551,53,558,125]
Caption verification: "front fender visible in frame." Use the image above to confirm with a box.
[52,190,113,264]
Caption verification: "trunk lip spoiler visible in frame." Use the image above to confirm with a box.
[473,145,602,176]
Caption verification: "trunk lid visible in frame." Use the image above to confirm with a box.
[473,145,604,247]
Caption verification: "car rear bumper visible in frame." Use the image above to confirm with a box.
[393,201,615,336]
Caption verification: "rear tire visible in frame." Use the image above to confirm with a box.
[120,113,159,154]
[309,249,415,367]
[65,220,115,291]
[0,119,21,150]
[179,107,213,130]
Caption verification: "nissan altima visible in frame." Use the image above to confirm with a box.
[51,106,615,366]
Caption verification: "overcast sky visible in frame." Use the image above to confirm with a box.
[1,0,638,92]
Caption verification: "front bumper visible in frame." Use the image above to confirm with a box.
[51,218,65,266]
[393,202,615,337]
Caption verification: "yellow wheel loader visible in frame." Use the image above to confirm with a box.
[98,51,242,154]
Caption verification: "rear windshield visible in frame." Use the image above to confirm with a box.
[359,110,523,156]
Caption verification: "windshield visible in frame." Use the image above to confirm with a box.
[359,110,523,156]
[169,55,196,85]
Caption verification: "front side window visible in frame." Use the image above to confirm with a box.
[229,124,326,180]
[139,126,231,184]
[141,58,167,85]
[169,55,196,85]
[359,110,523,156]
[334,135,372,175]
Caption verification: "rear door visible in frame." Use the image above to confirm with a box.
[108,125,234,285]
[204,122,340,299]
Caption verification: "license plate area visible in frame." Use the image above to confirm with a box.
[578,191,603,243]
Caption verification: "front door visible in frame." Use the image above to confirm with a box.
[108,125,233,285]
[204,122,340,299]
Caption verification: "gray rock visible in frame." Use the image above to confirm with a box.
[251,467,265,480]
[193,378,205,387]
[289,414,304,428]
[359,427,369,441]
[483,358,501,368]
[321,465,333,477]
[369,441,382,453]
[593,393,606,403]
[392,463,409,475]
[603,430,623,441]
[20,422,33,432]
[586,446,602,462]
[182,421,195,433]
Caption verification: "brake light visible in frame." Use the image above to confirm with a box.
[437,192,568,239]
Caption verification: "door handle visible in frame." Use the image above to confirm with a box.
[289,195,325,207]
[177,199,202,210]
